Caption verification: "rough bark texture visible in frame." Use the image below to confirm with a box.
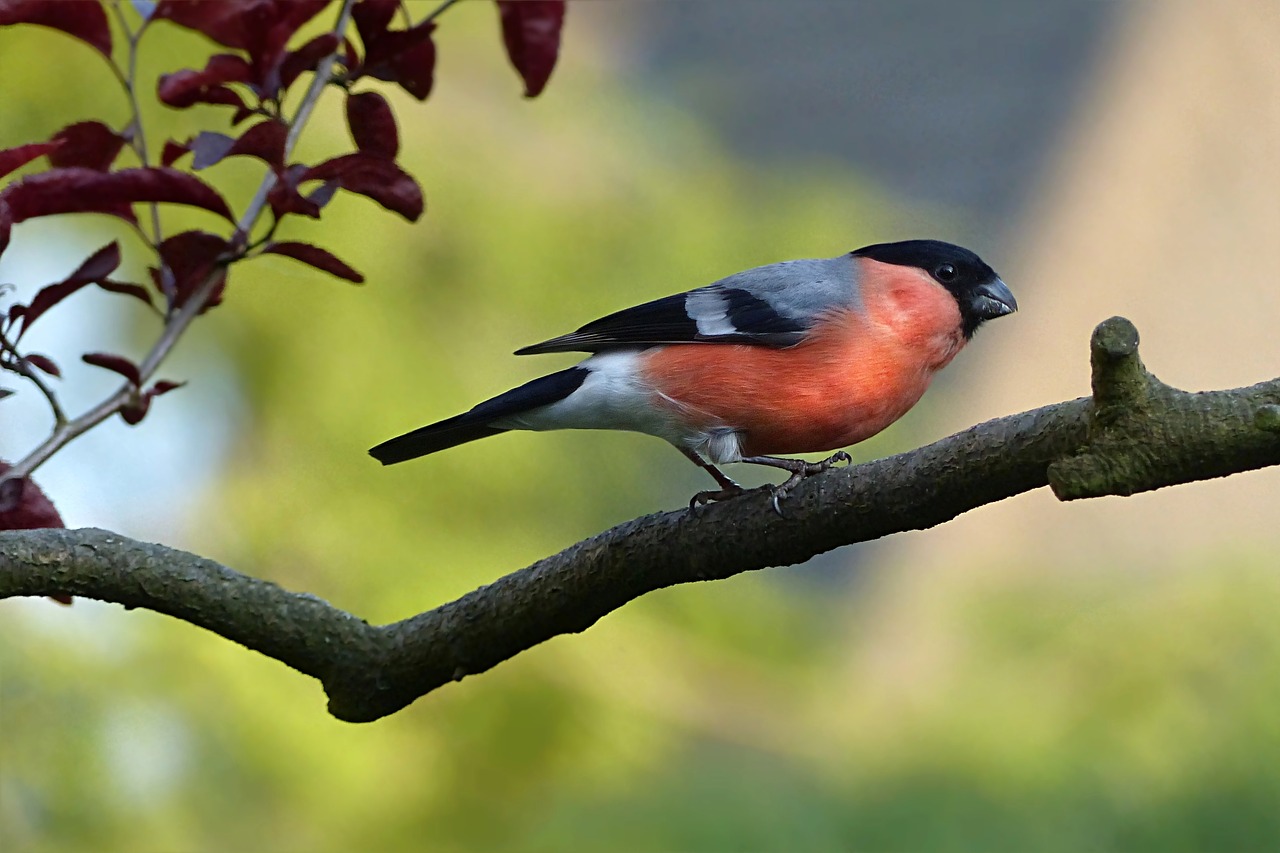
[2,318,1278,722]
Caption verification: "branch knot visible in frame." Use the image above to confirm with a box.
[1050,316,1171,499]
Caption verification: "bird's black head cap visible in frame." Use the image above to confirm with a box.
[852,239,1016,338]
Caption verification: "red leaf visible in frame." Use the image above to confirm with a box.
[267,165,321,219]
[154,0,328,93]
[228,119,287,168]
[352,0,396,46]
[119,378,188,426]
[48,121,126,172]
[1,167,235,224]
[82,352,142,386]
[365,30,436,99]
[97,279,157,309]
[0,463,65,543]
[0,462,70,603]
[120,396,151,425]
[497,0,565,98]
[18,242,121,335]
[150,379,186,395]
[0,0,113,57]
[154,0,323,52]
[189,122,289,171]
[154,0,252,47]
[0,141,61,181]
[23,353,60,377]
[191,123,290,170]
[303,153,423,220]
[0,197,11,257]
[383,36,435,101]
[231,105,258,126]
[157,53,251,108]
[156,230,230,311]
[263,241,364,283]
[352,0,435,100]
[280,32,340,90]
[345,91,398,159]
[161,137,192,167]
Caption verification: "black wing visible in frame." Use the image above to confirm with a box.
[515,287,808,355]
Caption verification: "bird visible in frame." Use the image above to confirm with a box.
[370,239,1017,510]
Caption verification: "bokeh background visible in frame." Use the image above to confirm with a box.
[3,2,1279,851]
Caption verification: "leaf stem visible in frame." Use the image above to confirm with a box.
[0,333,67,426]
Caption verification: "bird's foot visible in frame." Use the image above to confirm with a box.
[689,483,748,509]
[756,451,853,515]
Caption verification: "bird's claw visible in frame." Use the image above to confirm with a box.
[819,450,853,471]
[766,451,854,515]
[689,485,747,509]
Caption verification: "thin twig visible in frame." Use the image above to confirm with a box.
[423,0,464,25]
[108,0,164,246]
[0,333,67,426]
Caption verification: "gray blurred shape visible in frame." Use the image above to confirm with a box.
[612,0,1119,227]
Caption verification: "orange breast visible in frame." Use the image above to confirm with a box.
[640,263,966,456]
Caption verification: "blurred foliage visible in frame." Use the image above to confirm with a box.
[3,6,1279,853]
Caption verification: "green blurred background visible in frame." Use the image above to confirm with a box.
[3,3,1279,851]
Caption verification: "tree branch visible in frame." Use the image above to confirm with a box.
[2,318,1278,722]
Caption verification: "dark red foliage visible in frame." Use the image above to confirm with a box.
[157,54,252,109]
[120,397,151,425]
[154,0,329,94]
[82,352,142,386]
[0,141,61,181]
[15,242,121,336]
[187,123,293,171]
[155,230,231,311]
[264,241,364,283]
[345,91,398,159]
[267,165,324,219]
[0,0,112,57]
[304,153,422,220]
[23,353,59,377]
[119,378,187,426]
[0,167,235,225]
[96,279,157,309]
[48,121,126,172]
[224,119,287,169]
[352,0,436,101]
[161,138,193,167]
[496,0,565,98]
[0,460,70,602]
[352,0,395,37]
[1,199,11,256]
[280,32,340,90]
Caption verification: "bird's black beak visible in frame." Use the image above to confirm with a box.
[972,278,1017,320]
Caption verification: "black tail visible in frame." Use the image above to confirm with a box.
[369,366,589,465]
[368,417,507,464]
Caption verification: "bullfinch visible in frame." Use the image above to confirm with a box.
[370,240,1017,508]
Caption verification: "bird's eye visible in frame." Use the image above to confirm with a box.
[934,263,958,283]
